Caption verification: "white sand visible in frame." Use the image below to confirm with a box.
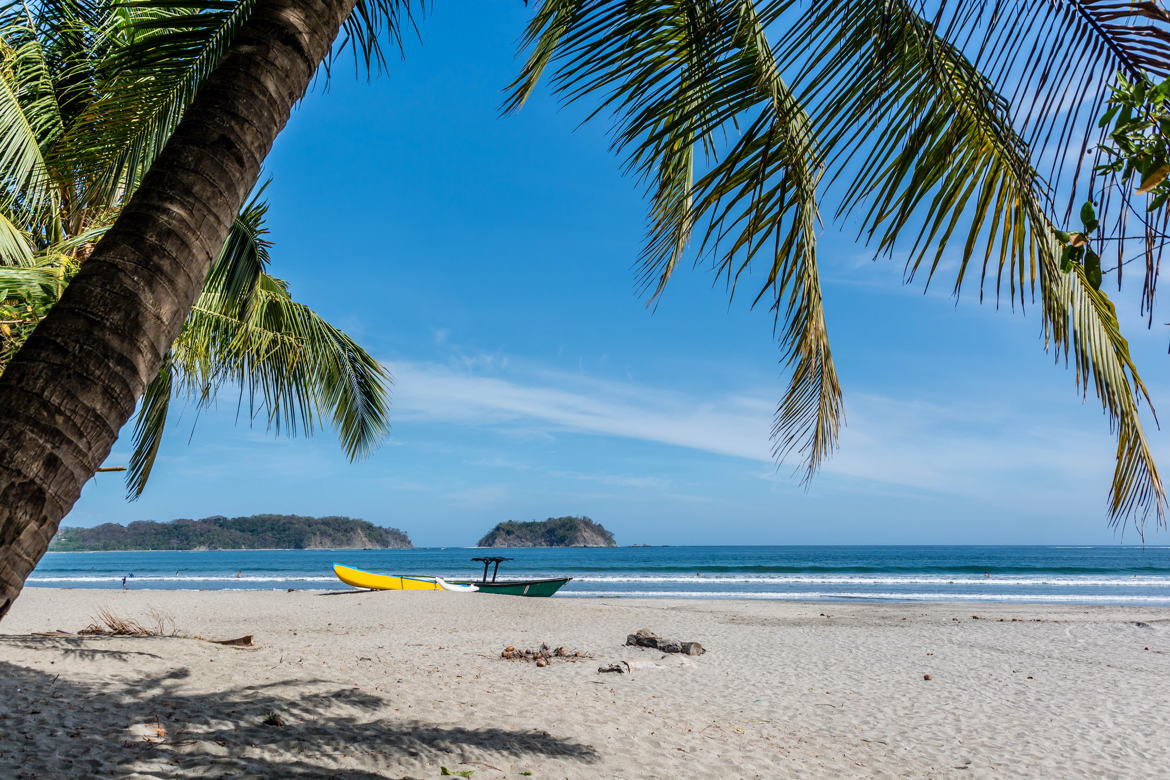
[1,588,1167,778]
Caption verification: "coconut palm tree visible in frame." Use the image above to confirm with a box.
[0,0,1168,621]
[0,1,390,499]
[0,0,404,617]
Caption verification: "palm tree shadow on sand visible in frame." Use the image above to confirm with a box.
[0,634,165,662]
[0,652,600,778]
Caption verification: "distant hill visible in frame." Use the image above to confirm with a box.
[477,516,616,548]
[50,514,413,551]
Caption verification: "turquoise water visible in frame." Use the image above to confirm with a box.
[27,545,1170,604]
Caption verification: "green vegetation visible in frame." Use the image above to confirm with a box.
[50,515,412,551]
[477,517,616,548]
[1096,74,1170,216]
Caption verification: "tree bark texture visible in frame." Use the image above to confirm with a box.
[0,0,359,620]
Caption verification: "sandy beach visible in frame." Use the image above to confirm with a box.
[0,588,1166,778]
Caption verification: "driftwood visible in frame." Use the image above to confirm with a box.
[209,635,253,647]
[626,628,704,655]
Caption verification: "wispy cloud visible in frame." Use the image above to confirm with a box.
[385,355,1136,499]
[391,359,775,462]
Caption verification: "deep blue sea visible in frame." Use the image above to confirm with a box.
[26,546,1170,605]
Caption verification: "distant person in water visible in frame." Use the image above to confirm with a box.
[236,572,242,578]
[121,576,127,589]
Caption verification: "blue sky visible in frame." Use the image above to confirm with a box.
[68,3,1170,546]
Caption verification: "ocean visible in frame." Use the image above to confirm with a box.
[26,545,1170,605]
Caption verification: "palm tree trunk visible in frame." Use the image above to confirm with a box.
[0,0,358,621]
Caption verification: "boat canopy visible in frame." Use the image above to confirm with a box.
[471,556,513,582]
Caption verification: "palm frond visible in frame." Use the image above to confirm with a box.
[697,3,841,477]
[957,1,1170,169]
[0,249,62,375]
[333,0,424,75]
[770,0,1043,303]
[204,185,269,313]
[53,0,257,204]
[126,354,173,498]
[1043,254,1164,528]
[508,0,842,478]
[47,221,107,253]
[0,258,54,296]
[24,0,109,131]
[503,0,584,113]
[0,204,34,264]
[0,25,61,217]
[803,0,1170,311]
[124,185,271,499]
[172,272,391,464]
[55,0,425,201]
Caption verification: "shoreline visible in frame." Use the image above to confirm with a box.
[2,588,1167,777]
[19,583,1170,607]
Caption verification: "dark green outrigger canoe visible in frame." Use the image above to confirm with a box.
[448,557,571,597]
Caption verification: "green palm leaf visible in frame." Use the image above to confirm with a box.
[0,258,54,296]
[0,204,34,264]
[1043,255,1163,526]
[771,0,1044,302]
[205,185,269,310]
[176,274,391,460]
[55,0,258,203]
[0,25,61,218]
[126,354,173,498]
[508,0,843,478]
[334,0,423,73]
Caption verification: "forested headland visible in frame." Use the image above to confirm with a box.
[50,515,413,551]
[477,516,616,547]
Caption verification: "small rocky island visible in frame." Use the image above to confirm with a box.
[50,514,413,551]
[477,516,616,547]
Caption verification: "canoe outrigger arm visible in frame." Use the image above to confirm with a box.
[472,556,513,583]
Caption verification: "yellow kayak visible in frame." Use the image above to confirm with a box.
[333,563,442,591]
